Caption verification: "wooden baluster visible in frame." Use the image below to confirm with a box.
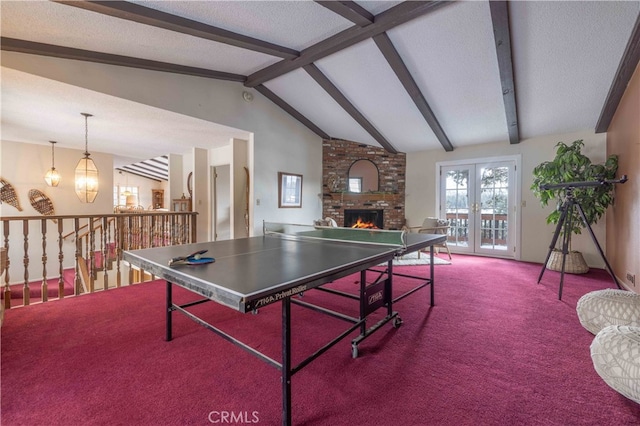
[22,220,29,306]
[116,215,122,288]
[83,230,89,283]
[161,214,167,246]
[102,216,109,290]
[127,215,133,285]
[140,215,144,248]
[158,214,162,247]
[74,217,82,295]
[183,214,187,244]
[41,219,48,303]
[128,215,133,250]
[171,214,176,245]
[191,213,197,243]
[57,220,64,299]
[136,215,141,249]
[139,215,144,247]
[3,221,11,310]
[146,215,151,248]
[180,214,185,245]
[150,214,156,248]
[88,219,95,293]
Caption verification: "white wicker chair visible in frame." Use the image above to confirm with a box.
[416,217,451,260]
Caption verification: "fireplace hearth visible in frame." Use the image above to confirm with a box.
[344,209,384,229]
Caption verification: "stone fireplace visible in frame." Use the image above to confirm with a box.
[322,139,406,230]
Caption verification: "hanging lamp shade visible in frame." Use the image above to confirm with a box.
[44,140,61,187]
[75,113,99,203]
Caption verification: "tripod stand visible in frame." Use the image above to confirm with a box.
[537,186,622,300]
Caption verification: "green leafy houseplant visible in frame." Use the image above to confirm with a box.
[531,140,619,272]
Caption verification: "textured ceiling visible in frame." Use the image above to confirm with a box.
[1,0,639,180]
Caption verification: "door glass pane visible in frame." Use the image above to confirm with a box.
[479,167,508,250]
[444,170,469,247]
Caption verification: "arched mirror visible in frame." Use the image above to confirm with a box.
[347,159,379,193]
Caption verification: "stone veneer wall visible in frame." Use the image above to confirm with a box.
[322,139,406,229]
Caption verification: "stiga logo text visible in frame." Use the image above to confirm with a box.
[253,285,307,308]
[368,290,383,305]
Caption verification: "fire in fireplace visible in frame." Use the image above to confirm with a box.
[344,209,384,229]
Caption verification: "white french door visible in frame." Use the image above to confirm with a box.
[438,157,519,258]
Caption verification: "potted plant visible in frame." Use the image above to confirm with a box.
[531,139,619,273]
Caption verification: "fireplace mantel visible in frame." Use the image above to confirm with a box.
[325,192,398,202]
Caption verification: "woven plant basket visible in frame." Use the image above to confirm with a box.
[547,249,589,274]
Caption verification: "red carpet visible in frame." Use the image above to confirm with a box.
[2,254,639,425]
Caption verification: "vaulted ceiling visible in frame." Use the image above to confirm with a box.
[1,1,639,181]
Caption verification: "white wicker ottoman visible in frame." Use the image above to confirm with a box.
[591,325,640,404]
[576,289,640,335]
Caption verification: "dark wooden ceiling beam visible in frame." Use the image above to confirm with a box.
[0,37,246,82]
[373,33,454,152]
[117,167,164,182]
[596,13,640,133]
[147,156,169,167]
[53,0,299,60]
[246,1,452,87]
[133,162,168,174]
[304,64,397,153]
[489,1,519,145]
[254,85,331,140]
[123,162,167,176]
[315,1,374,26]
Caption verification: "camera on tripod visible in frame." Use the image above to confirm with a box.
[537,174,628,300]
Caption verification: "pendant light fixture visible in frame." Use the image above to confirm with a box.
[44,140,61,187]
[74,112,99,203]
[121,171,131,197]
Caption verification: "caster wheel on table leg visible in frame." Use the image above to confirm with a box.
[393,317,403,328]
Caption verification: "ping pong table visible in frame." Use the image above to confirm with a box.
[123,222,446,425]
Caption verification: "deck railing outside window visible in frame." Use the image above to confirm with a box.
[445,213,508,245]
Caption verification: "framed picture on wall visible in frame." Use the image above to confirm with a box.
[278,172,302,208]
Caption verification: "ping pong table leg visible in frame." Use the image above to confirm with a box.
[166,281,173,341]
[430,246,435,306]
[359,269,367,336]
[281,297,292,426]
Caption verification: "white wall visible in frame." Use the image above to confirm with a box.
[192,147,209,242]
[2,52,323,237]
[1,140,114,216]
[406,130,609,267]
[231,139,249,238]
[168,153,184,204]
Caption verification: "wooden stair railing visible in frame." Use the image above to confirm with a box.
[1,211,197,309]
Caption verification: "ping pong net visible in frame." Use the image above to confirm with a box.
[263,221,407,250]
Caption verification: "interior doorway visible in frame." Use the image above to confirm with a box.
[212,165,231,241]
